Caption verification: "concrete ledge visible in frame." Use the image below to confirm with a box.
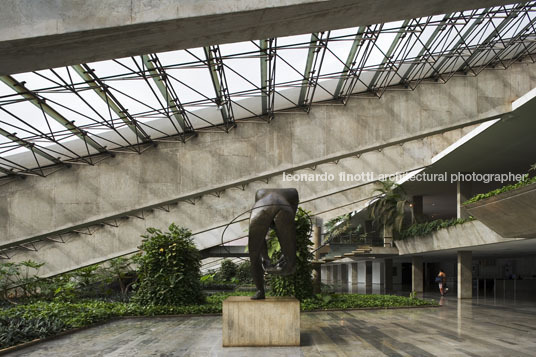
[395,220,524,255]
[465,183,536,238]
[0,0,516,75]
[222,296,300,347]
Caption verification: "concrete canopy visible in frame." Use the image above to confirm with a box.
[0,0,521,75]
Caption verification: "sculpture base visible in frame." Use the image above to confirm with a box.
[222,296,300,347]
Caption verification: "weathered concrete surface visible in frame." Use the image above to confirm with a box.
[465,182,536,238]
[0,0,516,75]
[2,62,535,276]
[222,296,300,346]
[4,62,535,246]
[395,220,524,255]
[2,128,467,277]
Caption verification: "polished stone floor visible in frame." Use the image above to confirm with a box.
[7,295,536,356]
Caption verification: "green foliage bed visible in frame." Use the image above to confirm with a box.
[464,166,536,205]
[398,217,474,240]
[0,292,436,349]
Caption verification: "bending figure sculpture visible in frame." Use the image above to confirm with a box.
[248,188,299,300]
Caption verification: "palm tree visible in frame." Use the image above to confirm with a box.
[368,180,412,247]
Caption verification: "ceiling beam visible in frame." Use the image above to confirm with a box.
[141,54,195,137]
[367,19,411,91]
[204,45,235,130]
[333,26,366,99]
[0,75,108,154]
[72,64,152,143]
[0,127,63,165]
[260,38,277,120]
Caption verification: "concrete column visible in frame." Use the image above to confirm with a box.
[384,259,393,293]
[458,251,473,299]
[457,179,472,219]
[321,265,328,284]
[340,264,349,293]
[333,264,340,287]
[351,263,358,284]
[412,256,424,296]
[372,260,384,294]
[312,264,321,294]
[358,261,372,293]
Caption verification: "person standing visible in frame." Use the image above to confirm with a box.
[437,269,447,296]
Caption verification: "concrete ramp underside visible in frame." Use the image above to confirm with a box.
[0,0,516,75]
[2,62,536,276]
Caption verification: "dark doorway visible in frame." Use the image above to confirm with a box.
[401,263,412,288]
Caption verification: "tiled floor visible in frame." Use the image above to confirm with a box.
[7,295,536,356]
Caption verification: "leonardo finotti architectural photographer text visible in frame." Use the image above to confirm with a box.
[282,171,525,184]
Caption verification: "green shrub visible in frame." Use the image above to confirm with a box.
[464,166,536,204]
[300,293,436,311]
[268,208,314,301]
[0,293,437,349]
[132,224,204,306]
[398,217,474,240]
[0,261,44,303]
[235,260,252,284]
[220,260,238,282]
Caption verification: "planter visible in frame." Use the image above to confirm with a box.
[394,220,522,255]
[465,182,536,238]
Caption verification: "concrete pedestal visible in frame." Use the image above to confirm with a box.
[222,296,300,347]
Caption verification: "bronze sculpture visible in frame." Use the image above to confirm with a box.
[248,188,299,300]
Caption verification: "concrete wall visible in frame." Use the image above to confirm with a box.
[5,62,535,245]
[0,0,516,75]
[3,62,536,276]
[395,220,525,255]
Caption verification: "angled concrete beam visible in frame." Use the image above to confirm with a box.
[72,64,152,143]
[0,0,517,75]
[333,26,366,99]
[367,20,410,90]
[204,45,235,129]
[298,33,321,107]
[431,8,492,77]
[0,75,108,154]
[0,127,63,165]
[141,54,194,135]
[458,3,531,73]
[400,14,452,83]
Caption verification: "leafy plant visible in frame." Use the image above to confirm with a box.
[268,208,314,300]
[132,224,205,306]
[235,260,252,284]
[399,217,475,240]
[100,257,137,302]
[220,259,238,282]
[0,314,66,349]
[465,164,536,204]
[0,292,437,349]
[0,260,44,304]
[368,180,412,234]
